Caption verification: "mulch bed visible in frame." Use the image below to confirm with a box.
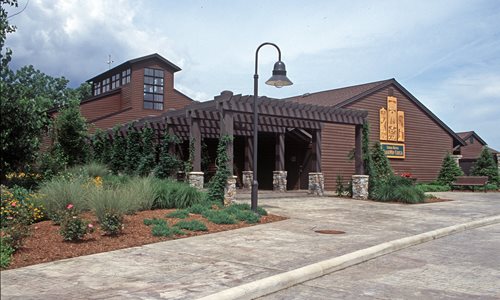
[7,209,287,270]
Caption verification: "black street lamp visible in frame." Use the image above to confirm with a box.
[252,42,293,212]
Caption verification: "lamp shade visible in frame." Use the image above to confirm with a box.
[265,61,293,88]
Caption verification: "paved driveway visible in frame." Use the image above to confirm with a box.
[1,192,499,299]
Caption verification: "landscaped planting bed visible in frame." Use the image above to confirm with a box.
[6,207,286,270]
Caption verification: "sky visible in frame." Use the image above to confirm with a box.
[5,0,500,149]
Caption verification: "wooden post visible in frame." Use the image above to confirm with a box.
[355,124,364,175]
[310,129,322,173]
[275,132,285,171]
[220,109,234,175]
[190,117,201,172]
[245,136,253,171]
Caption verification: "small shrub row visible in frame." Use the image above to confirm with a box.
[143,218,185,237]
[166,209,190,219]
[174,220,208,231]
[372,176,425,204]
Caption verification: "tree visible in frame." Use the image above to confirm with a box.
[207,135,232,204]
[154,133,180,179]
[124,123,142,175]
[471,147,499,184]
[371,142,393,180]
[361,123,376,196]
[51,102,89,166]
[137,124,156,176]
[437,153,463,185]
[110,127,127,174]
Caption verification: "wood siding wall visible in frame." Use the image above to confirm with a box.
[459,136,485,159]
[322,85,454,190]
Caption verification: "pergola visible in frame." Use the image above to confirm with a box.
[107,91,368,180]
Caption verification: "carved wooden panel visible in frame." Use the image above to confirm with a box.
[397,111,405,142]
[387,96,398,141]
[379,107,388,140]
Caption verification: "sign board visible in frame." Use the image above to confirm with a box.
[381,142,405,159]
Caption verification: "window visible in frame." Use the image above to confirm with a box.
[143,68,164,110]
[111,74,120,89]
[93,82,101,96]
[102,78,110,93]
[121,68,131,85]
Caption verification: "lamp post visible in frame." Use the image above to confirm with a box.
[252,42,293,212]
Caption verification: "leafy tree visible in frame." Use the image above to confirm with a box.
[207,135,233,204]
[154,133,181,179]
[471,147,499,184]
[436,153,463,185]
[52,102,89,166]
[124,123,142,175]
[137,124,156,176]
[110,127,127,174]
[371,142,393,179]
[90,129,106,163]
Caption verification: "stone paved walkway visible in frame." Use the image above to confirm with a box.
[1,192,499,299]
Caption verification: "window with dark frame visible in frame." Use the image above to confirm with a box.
[111,74,120,89]
[143,67,164,110]
[121,69,131,85]
[102,78,110,93]
[94,82,101,96]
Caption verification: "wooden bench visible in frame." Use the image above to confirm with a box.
[451,176,489,192]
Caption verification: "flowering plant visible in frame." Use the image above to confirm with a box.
[1,185,45,226]
[59,204,94,241]
[400,172,413,178]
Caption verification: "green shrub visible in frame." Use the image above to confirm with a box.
[371,142,393,179]
[203,210,236,224]
[60,215,93,241]
[102,174,131,188]
[125,124,143,175]
[152,179,206,209]
[100,212,123,236]
[122,177,156,211]
[154,134,181,179]
[37,146,68,180]
[166,209,190,219]
[0,237,14,269]
[372,176,425,204]
[137,125,156,177]
[437,153,464,185]
[207,135,232,203]
[1,185,45,226]
[256,206,268,216]
[416,184,451,193]
[232,210,260,224]
[335,175,345,196]
[150,222,185,237]
[110,128,127,174]
[143,218,166,226]
[83,162,110,178]
[187,203,210,215]
[471,147,499,184]
[38,177,89,222]
[174,220,208,231]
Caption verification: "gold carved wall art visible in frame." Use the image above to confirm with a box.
[379,107,388,140]
[387,96,398,141]
[397,111,405,142]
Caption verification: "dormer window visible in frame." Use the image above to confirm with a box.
[469,136,474,144]
[143,68,164,110]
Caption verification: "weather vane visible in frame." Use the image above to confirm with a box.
[106,54,114,70]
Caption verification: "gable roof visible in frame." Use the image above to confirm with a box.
[456,131,488,145]
[285,78,466,146]
[86,53,181,83]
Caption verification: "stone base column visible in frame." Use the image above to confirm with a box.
[273,171,287,192]
[224,176,237,206]
[188,171,204,189]
[242,171,253,190]
[451,155,462,166]
[352,175,369,200]
[308,172,324,196]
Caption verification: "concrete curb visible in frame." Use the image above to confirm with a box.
[198,214,500,300]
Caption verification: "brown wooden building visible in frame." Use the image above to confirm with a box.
[80,53,193,131]
[456,131,498,175]
[74,54,473,191]
[285,79,465,189]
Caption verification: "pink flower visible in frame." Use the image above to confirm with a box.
[88,224,94,228]
[11,202,16,207]
[66,204,74,210]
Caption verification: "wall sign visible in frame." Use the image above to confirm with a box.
[381,142,405,159]
[380,95,406,158]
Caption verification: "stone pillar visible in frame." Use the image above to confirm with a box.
[352,175,369,200]
[308,172,324,196]
[188,171,204,189]
[224,176,237,206]
[451,154,462,166]
[242,171,253,190]
[273,171,287,192]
